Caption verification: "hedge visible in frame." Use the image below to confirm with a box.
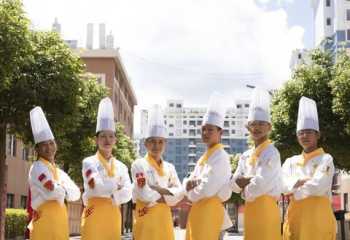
[5,208,27,239]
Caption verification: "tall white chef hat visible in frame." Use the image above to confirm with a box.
[30,106,55,144]
[96,97,115,133]
[297,96,319,132]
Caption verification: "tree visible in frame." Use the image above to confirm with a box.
[270,49,350,170]
[228,153,244,232]
[0,1,85,238]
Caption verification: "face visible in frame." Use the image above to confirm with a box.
[297,129,320,151]
[201,124,222,146]
[36,140,57,161]
[246,121,271,141]
[96,130,116,153]
[145,137,166,159]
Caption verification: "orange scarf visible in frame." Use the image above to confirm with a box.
[297,147,325,167]
[146,154,164,176]
[198,143,224,166]
[39,157,59,181]
[97,151,115,177]
[248,139,271,166]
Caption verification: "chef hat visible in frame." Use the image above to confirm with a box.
[297,96,319,132]
[146,104,167,139]
[96,97,115,133]
[203,92,227,129]
[30,106,55,144]
[247,88,271,123]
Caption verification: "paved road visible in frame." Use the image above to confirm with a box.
[70,228,243,240]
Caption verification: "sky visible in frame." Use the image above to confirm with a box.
[22,0,314,135]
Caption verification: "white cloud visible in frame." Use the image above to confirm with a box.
[22,0,305,134]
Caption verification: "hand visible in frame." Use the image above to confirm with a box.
[157,195,166,203]
[136,172,146,188]
[235,177,252,189]
[293,178,310,189]
[150,185,173,196]
[88,178,95,189]
[186,179,201,192]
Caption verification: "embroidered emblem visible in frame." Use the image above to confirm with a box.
[38,173,46,182]
[138,207,148,217]
[85,169,92,178]
[43,180,54,191]
[84,206,94,218]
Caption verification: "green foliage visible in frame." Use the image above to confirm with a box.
[271,49,350,170]
[114,122,137,169]
[229,154,244,204]
[0,0,30,92]
[5,208,27,238]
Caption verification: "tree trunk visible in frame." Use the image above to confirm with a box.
[0,123,7,240]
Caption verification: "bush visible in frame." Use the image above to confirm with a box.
[5,208,27,239]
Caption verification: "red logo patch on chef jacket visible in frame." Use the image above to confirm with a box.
[84,206,94,218]
[43,180,54,191]
[85,169,92,178]
[38,173,46,182]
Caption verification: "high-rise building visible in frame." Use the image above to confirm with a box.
[106,32,114,49]
[86,23,94,50]
[311,0,350,51]
[52,17,61,35]
[99,23,106,49]
[139,100,250,180]
[78,49,137,137]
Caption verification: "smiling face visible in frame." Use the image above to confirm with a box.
[201,124,222,147]
[144,137,166,160]
[246,120,271,142]
[95,130,116,154]
[297,129,320,152]
[35,139,57,161]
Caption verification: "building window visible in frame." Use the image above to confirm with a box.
[183,120,187,125]
[347,9,350,21]
[196,129,201,134]
[22,147,29,161]
[20,195,27,209]
[326,0,331,7]
[189,120,196,126]
[231,129,236,134]
[169,124,174,128]
[7,193,14,208]
[169,133,174,137]
[189,129,196,136]
[9,135,16,157]
[347,29,350,41]
[169,103,174,107]
[183,129,187,134]
[326,18,331,26]
[176,104,182,108]
[224,121,229,127]
[236,104,242,109]
[244,104,250,108]
[231,121,236,125]
[197,120,202,125]
[223,130,229,136]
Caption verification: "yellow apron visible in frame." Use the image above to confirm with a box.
[244,195,281,240]
[81,197,121,240]
[30,200,69,240]
[283,196,336,240]
[186,196,224,240]
[133,200,174,240]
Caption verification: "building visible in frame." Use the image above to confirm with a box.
[86,23,94,50]
[6,134,32,209]
[311,0,350,52]
[52,17,61,35]
[78,49,137,137]
[106,32,115,49]
[289,49,311,71]
[99,23,106,49]
[139,99,250,180]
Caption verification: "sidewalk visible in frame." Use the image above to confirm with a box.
[69,228,243,240]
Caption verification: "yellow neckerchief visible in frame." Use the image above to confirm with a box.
[146,153,164,176]
[198,143,224,166]
[97,151,115,177]
[39,157,59,181]
[297,147,325,167]
[248,139,272,166]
